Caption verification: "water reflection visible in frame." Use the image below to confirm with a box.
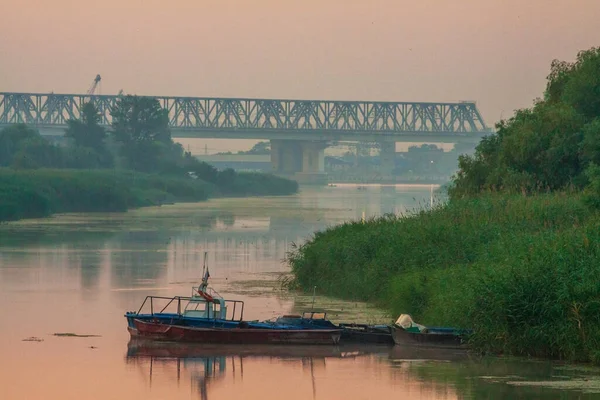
[69,243,105,291]
[108,232,169,289]
[8,186,597,399]
[125,340,392,400]
[127,341,582,400]
[386,347,600,400]
[130,352,227,400]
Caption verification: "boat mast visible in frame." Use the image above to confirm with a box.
[199,251,209,293]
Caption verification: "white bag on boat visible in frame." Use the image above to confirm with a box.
[395,314,428,332]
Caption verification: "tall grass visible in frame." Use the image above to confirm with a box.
[0,169,213,222]
[0,168,299,223]
[287,193,600,363]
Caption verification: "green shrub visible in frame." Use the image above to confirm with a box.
[0,169,212,222]
[287,193,600,363]
[218,171,299,196]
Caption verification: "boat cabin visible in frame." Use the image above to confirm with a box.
[183,286,229,320]
[126,286,245,325]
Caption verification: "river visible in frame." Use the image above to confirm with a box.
[1,184,598,400]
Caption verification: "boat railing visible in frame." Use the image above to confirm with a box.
[135,295,245,322]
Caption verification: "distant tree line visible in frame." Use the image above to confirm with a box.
[333,143,476,178]
[0,96,298,222]
[216,141,271,156]
[394,143,476,177]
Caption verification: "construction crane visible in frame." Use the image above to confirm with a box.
[86,74,102,95]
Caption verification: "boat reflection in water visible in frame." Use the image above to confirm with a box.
[387,344,472,364]
[126,340,228,400]
[125,339,393,400]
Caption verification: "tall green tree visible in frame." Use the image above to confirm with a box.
[0,124,40,166]
[550,47,600,120]
[110,96,173,172]
[11,136,66,169]
[449,46,600,198]
[66,103,105,148]
[65,102,113,167]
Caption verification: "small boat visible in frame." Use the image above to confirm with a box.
[391,314,470,349]
[268,312,394,345]
[269,312,338,329]
[124,253,342,345]
[130,318,341,345]
[124,282,257,331]
[338,323,394,344]
[126,253,268,331]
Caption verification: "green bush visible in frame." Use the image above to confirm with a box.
[287,193,600,363]
[0,168,297,223]
[0,169,213,222]
[450,47,600,198]
[224,172,299,196]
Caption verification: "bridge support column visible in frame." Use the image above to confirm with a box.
[296,141,327,184]
[270,140,327,184]
[270,140,282,173]
[271,140,302,174]
[379,141,396,180]
[301,141,325,173]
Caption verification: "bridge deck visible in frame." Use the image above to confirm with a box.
[0,92,489,139]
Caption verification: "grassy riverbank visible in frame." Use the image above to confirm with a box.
[288,46,600,364]
[0,168,298,222]
[287,193,600,363]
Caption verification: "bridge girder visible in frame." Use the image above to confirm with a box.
[0,92,490,138]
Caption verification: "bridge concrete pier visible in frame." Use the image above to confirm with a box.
[271,140,327,184]
[296,141,327,183]
[271,140,300,173]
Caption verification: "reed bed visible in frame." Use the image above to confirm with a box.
[287,193,600,363]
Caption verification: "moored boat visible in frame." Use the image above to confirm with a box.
[124,253,342,345]
[268,312,394,345]
[338,323,394,344]
[125,253,276,332]
[391,314,470,349]
[130,318,342,345]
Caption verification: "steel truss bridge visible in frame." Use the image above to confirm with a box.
[0,92,489,142]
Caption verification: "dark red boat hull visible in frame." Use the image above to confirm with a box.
[129,319,342,345]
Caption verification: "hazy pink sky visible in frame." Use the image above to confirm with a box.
[1,0,599,126]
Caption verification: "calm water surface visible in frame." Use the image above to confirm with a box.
[1,185,598,400]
